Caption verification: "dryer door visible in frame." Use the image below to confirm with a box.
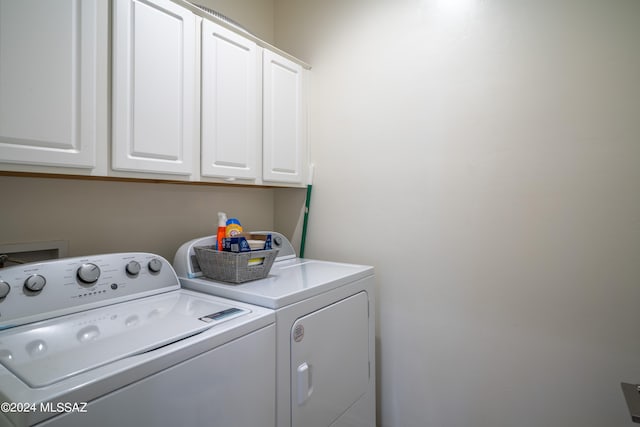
[290,291,370,427]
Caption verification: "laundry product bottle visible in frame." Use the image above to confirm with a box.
[226,218,243,237]
[217,212,227,251]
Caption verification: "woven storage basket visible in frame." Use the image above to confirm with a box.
[193,246,279,284]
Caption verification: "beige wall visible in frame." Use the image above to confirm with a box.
[274,0,640,426]
[0,176,275,261]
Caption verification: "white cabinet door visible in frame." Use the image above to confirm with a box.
[291,292,370,427]
[112,0,196,176]
[200,20,259,180]
[262,50,305,184]
[0,0,104,169]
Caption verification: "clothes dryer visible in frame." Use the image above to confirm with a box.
[174,232,375,427]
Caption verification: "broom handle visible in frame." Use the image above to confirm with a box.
[300,164,314,258]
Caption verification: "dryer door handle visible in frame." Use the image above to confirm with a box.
[297,362,313,405]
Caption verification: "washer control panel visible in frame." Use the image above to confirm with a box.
[0,253,180,329]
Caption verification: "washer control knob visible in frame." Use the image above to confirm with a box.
[0,281,10,298]
[148,258,163,273]
[77,263,101,284]
[24,275,46,292]
[126,261,141,276]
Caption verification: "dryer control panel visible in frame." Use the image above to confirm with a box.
[0,253,180,329]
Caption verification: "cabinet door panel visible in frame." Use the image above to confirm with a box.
[113,0,195,175]
[263,50,304,184]
[201,20,258,180]
[0,0,100,168]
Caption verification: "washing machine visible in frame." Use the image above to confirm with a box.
[174,232,376,427]
[0,253,275,427]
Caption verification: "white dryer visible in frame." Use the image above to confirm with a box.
[174,232,376,427]
[0,253,275,427]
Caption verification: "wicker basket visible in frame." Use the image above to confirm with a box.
[193,246,279,284]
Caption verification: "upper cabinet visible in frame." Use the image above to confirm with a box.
[262,50,306,185]
[0,0,107,173]
[0,0,309,187]
[200,20,260,181]
[200,21,308,186]
[112,0,196,177]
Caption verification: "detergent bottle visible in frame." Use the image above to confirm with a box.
[225,218,243,237]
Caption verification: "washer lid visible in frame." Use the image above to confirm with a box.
[180,258,374,309]
[0,291,248,387]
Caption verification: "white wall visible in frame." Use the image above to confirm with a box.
[274,1,640,426]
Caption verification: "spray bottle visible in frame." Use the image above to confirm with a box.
[217,212,227,251]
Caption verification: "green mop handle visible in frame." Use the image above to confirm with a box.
[300,164,314,258]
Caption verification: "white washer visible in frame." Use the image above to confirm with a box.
[0,253,275,427]
[174,232,376,427]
